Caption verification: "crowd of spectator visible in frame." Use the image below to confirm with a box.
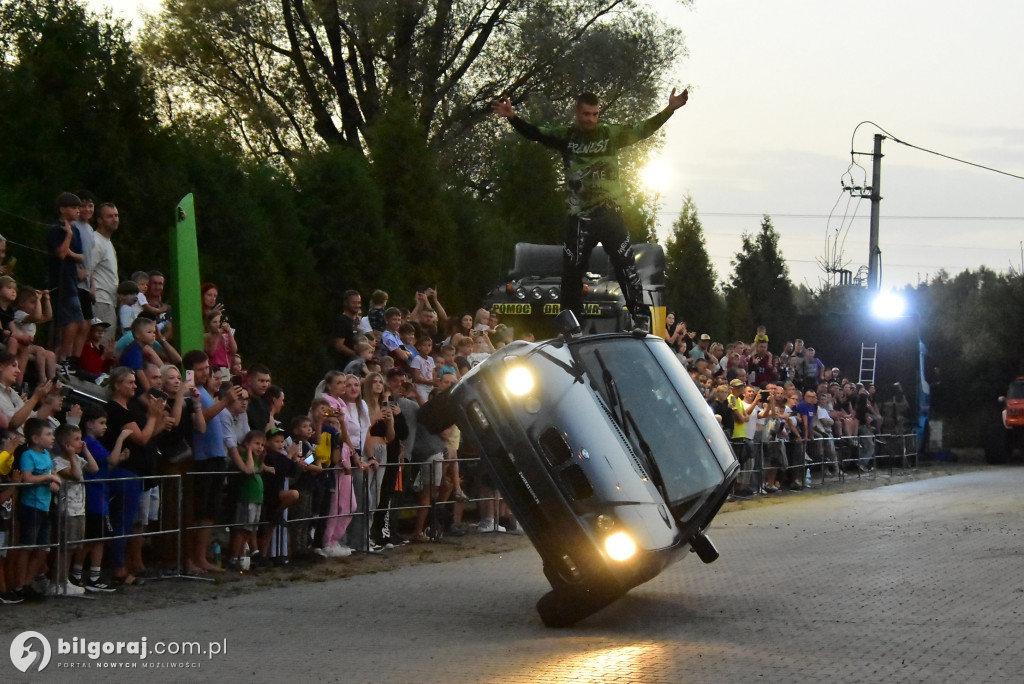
[0,191,917,606]
[0,191,532,605]
[662,314,913,497]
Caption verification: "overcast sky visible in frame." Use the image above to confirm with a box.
[90,0,1024,290]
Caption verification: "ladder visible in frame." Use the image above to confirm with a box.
[859,343,878,385]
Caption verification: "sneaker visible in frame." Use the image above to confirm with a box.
[367,542,383,554]
[313,547,328,558]
[63,582,86,596]
[477,519,507,534]
[0,591,24,604]
[84,579,116,593]
[447,523,466,537]
[324,544,352,558]
[504,520,525,535]
[631,314,651,335]
[453,491,470,503]
[17,586,45,602]
[249,551,272,568]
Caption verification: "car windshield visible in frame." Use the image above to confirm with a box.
[1008,380,1024,400]
[575,338,727,513]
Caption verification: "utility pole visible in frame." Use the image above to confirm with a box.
[867,134,884,290]
[845,133,886,290]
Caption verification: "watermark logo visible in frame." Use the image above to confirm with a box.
[10,631,51,673]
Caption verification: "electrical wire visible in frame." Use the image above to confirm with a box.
[853,120,1024,182]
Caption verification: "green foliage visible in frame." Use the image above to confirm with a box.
[724,215,796,342]
[663,195,723,334]
[292,146,388,294]
[367,98,458,299]
[142,0,683,188]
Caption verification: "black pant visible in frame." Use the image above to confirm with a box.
[561,206,649,320]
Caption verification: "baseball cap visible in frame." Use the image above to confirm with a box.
[90,317,111,327]
[266,426,286,439]
[56,192,81,207]
[700,333,711,340]
[729,378,745,387]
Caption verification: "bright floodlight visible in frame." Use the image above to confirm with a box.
[872,291,906,319]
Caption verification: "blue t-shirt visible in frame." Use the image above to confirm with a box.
[118,341,145,370]
[194,387,226,461]
[19,448,54,512]
[83,435,111,515]
[795,401,817,438]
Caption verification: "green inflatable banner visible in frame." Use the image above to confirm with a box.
[171,193,203,355]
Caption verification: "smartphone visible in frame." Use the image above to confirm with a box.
[759,390,769,402]
[304,455,316,465]
[185,370,195,385]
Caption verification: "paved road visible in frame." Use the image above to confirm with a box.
[4,468,1023,682]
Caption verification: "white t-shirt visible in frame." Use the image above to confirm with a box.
[52,455,87,516]
[410,355,436,401]
[91,232,119,306]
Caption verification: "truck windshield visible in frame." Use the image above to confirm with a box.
[1008,380,1024,400]
[575,338,727,513]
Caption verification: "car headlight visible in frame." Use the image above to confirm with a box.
[604,531,637,561]
[504,366,535,396]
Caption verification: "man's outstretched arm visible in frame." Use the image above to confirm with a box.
[491,95,567,151]
[618,87,689,146]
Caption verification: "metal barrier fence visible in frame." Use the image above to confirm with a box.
[1,435,920,596]
[731,431,919,493]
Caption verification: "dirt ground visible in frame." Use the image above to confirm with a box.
[3,458,991,633]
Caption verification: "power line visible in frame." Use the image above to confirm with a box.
[856,121,1024,183]
[655,210,1024,220]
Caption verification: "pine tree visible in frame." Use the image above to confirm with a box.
[663,195,722,334]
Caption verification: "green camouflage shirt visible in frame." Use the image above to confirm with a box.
[510,108,673,215]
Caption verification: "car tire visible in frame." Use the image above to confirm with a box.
[535,586,625,628]
[536,590,588,628]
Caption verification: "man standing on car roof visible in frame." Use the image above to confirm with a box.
[491,88,688,333]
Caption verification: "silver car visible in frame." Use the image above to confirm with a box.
[449,315,739,626]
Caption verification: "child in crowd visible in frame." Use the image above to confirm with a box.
[260,426,319,565]
[344,341,374,377]
[319,413,356,558]
[0,275,18,351]
[78,318,115,382]
[12,418,62,600]
[381,307,412,368]
[130,271,151,316]
[116,280,141,337]
[75,405,131,592]
[203,309,236,375]
[411,336,438,401]
[135,271,169,321]
[228,430,267,571]
[12,285,56,383]
[365,289,389,332]
[438,344,458,380]
[117,316,160,389]
[52,423,99,595]
[0,430,20,603]
[287,413,319,558]
[399,323,419,362]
